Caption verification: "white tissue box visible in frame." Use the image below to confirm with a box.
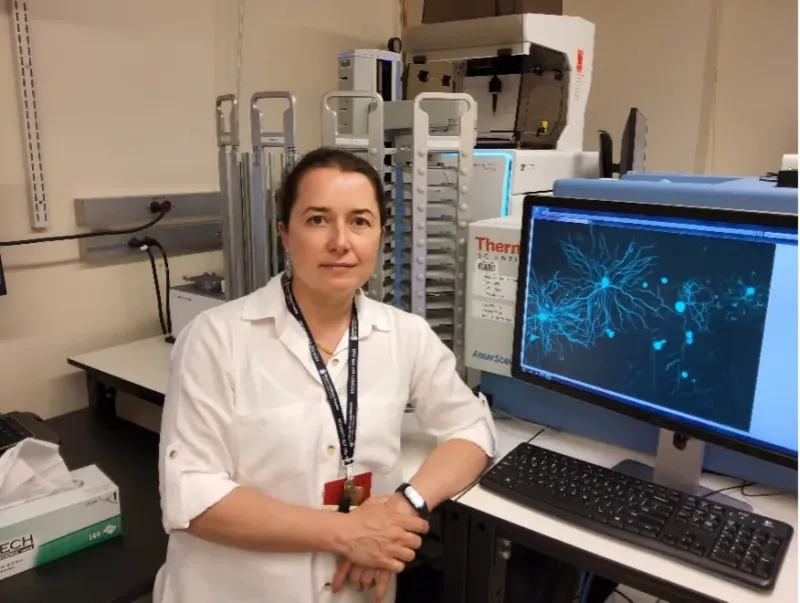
[0,464,121,581]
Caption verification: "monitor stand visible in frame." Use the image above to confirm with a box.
[613,429,752,512]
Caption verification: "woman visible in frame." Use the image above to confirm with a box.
[154,147,497,603]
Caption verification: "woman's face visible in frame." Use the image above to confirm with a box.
[279,166,382,297]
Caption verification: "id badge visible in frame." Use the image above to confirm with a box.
[323,472,372,507]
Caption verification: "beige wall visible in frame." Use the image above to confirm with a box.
[0,0,399,420]
[706,0,798,175]
[0,0,795,421]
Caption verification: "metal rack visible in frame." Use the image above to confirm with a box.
[321,91,478,372]
[215,91,298,300]
[321,90,387,300]
[249,92,298,290]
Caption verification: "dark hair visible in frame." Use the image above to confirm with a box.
[278,147,387,228]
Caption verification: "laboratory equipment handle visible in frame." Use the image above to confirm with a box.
[321,90,384,147]
[250,91,298,153]
[216,94,240,148]
[249,91,299,290]
[413,91,477,111]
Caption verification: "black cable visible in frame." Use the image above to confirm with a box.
[143,247,167,335]
[741,483,789,498]
[613,590,635,603]
[128,236,171,338]
[529,427,547,441]
[146,238,172,335]
[0,205,169,247]
[702,479,789,500]
[701,480,753,499]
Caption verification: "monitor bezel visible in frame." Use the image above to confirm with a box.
[512,194,798,470]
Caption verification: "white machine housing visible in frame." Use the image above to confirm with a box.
[169,284,225,339]
[404,14,599,213]
[465,215,523,376]
[404,14,594,152]
[337,49,402,136]
[781,154,798,170]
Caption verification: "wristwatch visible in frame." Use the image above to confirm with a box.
[395,483,430,518]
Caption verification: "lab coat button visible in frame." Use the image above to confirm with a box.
[331,358,340,367]
[326,445,336,456]
[324,582,332,591]
[169,449,178,459]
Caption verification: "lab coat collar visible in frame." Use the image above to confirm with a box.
[240,272,391,337]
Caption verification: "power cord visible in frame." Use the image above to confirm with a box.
[128,235,172,340]
[0,200,172,247]
[702,480,789,499]
[613,589,635,603]
[142,245,167,335]
[701,480,754,499]
[146,238,172,335]
[740,483,790,498]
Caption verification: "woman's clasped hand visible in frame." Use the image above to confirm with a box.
[332,495,429,600]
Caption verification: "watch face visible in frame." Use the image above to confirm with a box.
[406,487,425,509]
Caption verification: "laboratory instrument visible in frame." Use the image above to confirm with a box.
[322,90,477,373]
[403,13,600,214]
[169,274,226,339]
[466,174,799,377]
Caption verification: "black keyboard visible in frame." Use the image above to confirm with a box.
[481,442,794,591]
[0,414,33,454]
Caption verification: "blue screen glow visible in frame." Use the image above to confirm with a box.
[517,204,798,459]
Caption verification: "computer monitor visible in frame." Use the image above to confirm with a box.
[512,195,798,503]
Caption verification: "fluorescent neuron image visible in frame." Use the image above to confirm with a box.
[523,221,776,431]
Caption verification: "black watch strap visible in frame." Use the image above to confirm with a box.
[395,482,430,518]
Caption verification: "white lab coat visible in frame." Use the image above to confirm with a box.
[153,274,497,603]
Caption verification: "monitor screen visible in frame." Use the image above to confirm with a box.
[513,196,798,468]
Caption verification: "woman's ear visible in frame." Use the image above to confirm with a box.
[278,221,288,250]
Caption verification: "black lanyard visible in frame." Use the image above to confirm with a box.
[282,278,359,476]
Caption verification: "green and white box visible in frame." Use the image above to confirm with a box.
[0,464,122,581]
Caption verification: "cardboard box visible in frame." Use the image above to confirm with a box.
[422,0,562,24]
[0,465,121,581]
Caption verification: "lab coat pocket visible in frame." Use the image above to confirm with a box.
[233,403,315,498]
[356,396,406,475]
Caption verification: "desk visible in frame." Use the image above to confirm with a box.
[0,409,166,603]
[68,336,171,414]
[457,428,799,603]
